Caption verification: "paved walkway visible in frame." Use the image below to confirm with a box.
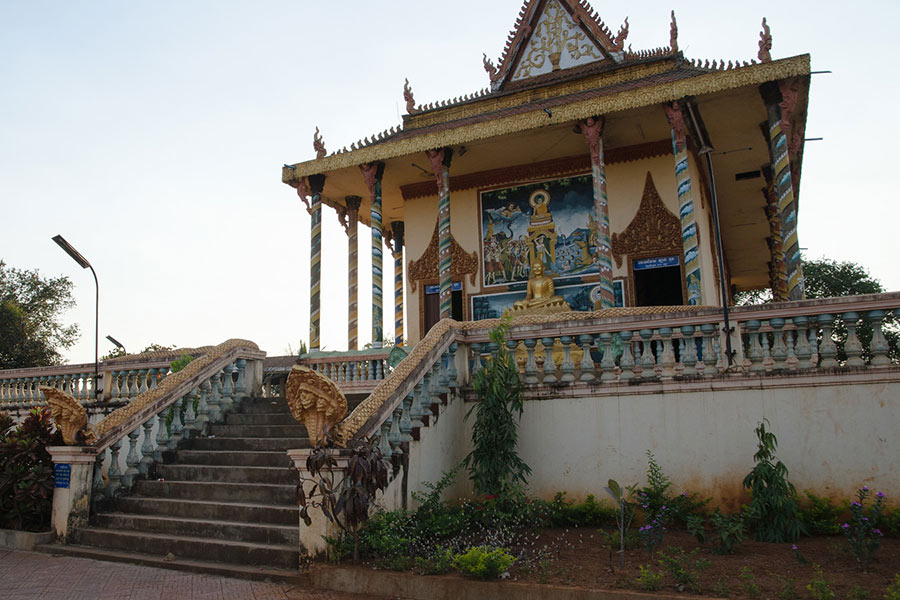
[0,550,389,600]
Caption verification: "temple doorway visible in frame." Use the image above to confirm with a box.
[632,256,684,306]
[423,282,463,333]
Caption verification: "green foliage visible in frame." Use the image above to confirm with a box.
[452,546,516,579]
[883,508,900,538]
[657,547,710,593]
[739,566,761,598]
[0,261,79,368]
[635,564,663,591]
[414,546,455,575]
[686,515,706,543]
[464,317,531,497]
[606,478,638,568]
[169,354,194,373]
[713,578,732,597]
[806,564,835,600]
[777,577,798,600]
[842,487,885,567]
[884,574,900,600]
[710,509,745,555]
[543,492,617,527]
[801,490,846,535]
[0,408,63,530]
[743,419,805,542]
[849,585,871,600]
[637,450,709,526]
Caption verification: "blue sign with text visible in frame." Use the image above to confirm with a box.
[54,463,71,489]
[633,256,679,270]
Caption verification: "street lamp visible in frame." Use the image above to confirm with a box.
[52,235,102,397]
[106,335,126,356]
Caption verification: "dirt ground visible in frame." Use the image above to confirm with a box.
[505,528,900,598]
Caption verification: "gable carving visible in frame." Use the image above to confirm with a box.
[611,172,681,268]
[408,220,478,292]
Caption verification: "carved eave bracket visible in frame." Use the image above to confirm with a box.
[408,220,478,292]
[611,172,682,269]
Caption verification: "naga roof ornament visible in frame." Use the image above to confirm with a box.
[313,127,327,159]
[758,18,772,63]
[669,11,678,52]
[403,78,418,114]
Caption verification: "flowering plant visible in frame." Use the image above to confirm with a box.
[638,492,668,555]
[841,486,885,568]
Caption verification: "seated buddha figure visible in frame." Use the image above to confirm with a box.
[510,261,570,313]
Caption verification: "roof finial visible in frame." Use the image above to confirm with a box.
[758,18,772,63]
[670,11,678,52]
[403,78,417,114]
[482,53,499,82]
[613,17,629,50]
[313,127,326,159]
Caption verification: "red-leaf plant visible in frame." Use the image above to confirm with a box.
[297,430,389,561]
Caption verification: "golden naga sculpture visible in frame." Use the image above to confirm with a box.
[284,365,348,445]
[506,261,571,316]
[41,386,97,445]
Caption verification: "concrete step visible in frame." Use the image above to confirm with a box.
[94,513,299,546]
[34,543,307,583]
[225,412,296,426]
[156,464,295,485]
[176,449,291,467]
[133,479,296,504]
[115,496,297,526]
[210,423,308,438]
[240,398,290,413]
[75,527,299,569]
[189,436,308,452]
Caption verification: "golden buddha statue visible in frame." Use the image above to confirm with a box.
[507,261,570,315]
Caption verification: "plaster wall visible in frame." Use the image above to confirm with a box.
[457,379,899,509]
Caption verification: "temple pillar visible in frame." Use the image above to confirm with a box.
[361,162,386,348]
[761,82,805,300]
[762,166,788,301]
[664,101,703,305]
[343,196,362,350]
[389,221,405,345]
[578,118,614,308]
[426,148,454,319]
[297,175,326,352]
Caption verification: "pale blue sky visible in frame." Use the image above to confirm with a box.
[2,1,897,364]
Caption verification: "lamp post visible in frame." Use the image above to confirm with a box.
[52,235,102,397]
[106,335,126,356]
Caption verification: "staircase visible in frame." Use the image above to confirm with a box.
[38,396,310,580]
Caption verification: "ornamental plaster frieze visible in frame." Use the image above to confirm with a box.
[282,55,810,182]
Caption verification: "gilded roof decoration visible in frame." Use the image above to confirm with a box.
[611,172,682,269]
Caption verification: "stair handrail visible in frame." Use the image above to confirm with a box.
[90,339,264,453]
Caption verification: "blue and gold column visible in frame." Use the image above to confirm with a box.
[389,221,405,346]
[762,82,804,300]
[664,101,703,305]
[361,162,386,348]
[344,196,362,350]
[426,148,454,319]
[579,118,614,308]
[307,174,326,351]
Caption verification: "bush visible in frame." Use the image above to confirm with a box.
[801,490,846,535]
[635,564,663,591]
[884,574,900,600]
[0,408,63,531]
[806,564,835,600]
[743,420,805,542]
[842,487,885,567]
[638,450,709,526]
[543,492,617,527]
[453,546,516,579]
[657,547,710,593]
[710,509,745,555]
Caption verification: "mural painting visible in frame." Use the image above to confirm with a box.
[480,175,599,287]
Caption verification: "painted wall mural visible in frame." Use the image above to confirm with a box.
[480,174,599,288]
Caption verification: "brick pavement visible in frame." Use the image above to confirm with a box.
[0,550,391,600]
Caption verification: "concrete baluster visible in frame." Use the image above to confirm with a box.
[415,377,433,422]
[785,322,798,369]
[194,380,211,436]
[139,418,155,476]
[867,310,892,366]
[434,358,450,397]
[843,312,865,367]
[378,417,393,459]
[235,359,247,397]
[818,314,838,368]
[399,395,414,443]
[522,338,540,384]
[559,336,576,383]
[792,316,813,370]
[409,387,425,430]
[599,333,616,382]
[808,325,819,367]
[760,323,773,370]
[168,397,185,450]
[744,320,765,372]
[447,342,459,389]
[658,328,676,379]
[618,331,635,380]
[153,413,168,462]
[148,368,159,390]
[92,452,106,497]
[578,334,596,382]
[638,329,655,377]
[125,370,137,399]
[206,373,222,424]
[122,427,141,489]
[541,337,558,384]
[108,371,120,401]
[699,323,717,375]
[181,387,199,440]
[438,350,451,393]
[769,318,787,369]
[470,343,483,375]
[680,326,698,376]
[222,363,236,413]
[105,440,123,498]
[136,368,148,394]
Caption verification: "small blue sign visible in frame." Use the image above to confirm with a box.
[54,464,71,489]
[424,282,463,294]
[633,256,679,271]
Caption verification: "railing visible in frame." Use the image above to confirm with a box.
[262,349,393,398]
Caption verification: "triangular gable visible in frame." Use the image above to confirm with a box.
[486,0,628,91]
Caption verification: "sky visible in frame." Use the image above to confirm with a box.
[1,1,897,365]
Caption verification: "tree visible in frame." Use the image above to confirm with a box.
[0,261,79,369]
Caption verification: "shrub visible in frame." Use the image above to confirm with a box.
[849,584,871,600]
[883,508,900,537]
[0,408,63,531]
[657,547,710,593]
[637,494,668,556]
[710,509,745,555]
[453,546,516,579]
[842,487,885,567]
[801,490,846,535]
[635,564,663,591]
[414,546,455,574]
[739,566,761,598]
[806,564,835,600]
[544,491,617,527]
[743,419,805,542]
[885,574,900,600]
[638,450,709,526]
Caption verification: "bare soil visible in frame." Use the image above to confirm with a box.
[507,528,900,598]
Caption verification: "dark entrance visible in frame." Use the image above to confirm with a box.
[424,282,463,333]
[633,256,684,306]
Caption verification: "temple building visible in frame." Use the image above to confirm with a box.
[283,0,809,351]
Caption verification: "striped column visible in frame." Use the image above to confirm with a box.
[390,221,405,345]
[664,101,703,305]
[762,83,804,300]
[426,148,454,319]
[762,168,788,301]
[307,174,326,352]
[361,162,385,348]
[579,118,614,308]
[344,196,362,350]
